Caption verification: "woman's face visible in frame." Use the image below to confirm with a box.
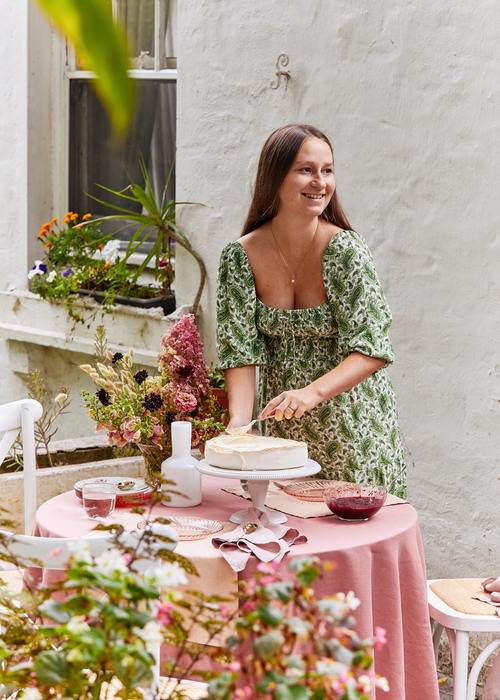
[277,136,335,218]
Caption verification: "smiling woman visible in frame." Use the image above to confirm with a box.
[216,124,407,497]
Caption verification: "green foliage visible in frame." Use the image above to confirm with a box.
[30,212,170,324]
[34,0,134,134]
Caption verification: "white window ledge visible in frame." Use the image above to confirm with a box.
[0,290,191,366]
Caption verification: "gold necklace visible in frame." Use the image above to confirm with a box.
[270,219,320,284]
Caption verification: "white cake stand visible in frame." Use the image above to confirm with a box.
[196,459,321,524]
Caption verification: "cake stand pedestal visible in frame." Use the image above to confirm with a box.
[196,459,321,524]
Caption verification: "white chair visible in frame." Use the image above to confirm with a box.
[0,399,43,535]
[428,579,500,700]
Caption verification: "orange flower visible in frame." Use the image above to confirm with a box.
[51,217,58,224]
[82,213,92,221]
[104,262,111,268]
[45,241,53,248]
[74,223,83,230]
[70,213,79,221]
[98,244,104,249]
[38,229,46,238]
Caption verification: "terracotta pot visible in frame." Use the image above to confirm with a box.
[212,387,228,410]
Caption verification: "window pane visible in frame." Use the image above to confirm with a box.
[118,0,177,70]
[69,79,176,251]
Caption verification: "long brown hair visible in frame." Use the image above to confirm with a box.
[241,124,352,236]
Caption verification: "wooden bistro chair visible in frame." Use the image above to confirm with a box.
[0,398,43,535]
[428,578,500,700]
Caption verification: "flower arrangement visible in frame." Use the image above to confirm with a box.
[29,212,173,323]
[0,517,389,700]
[80,314,227,482]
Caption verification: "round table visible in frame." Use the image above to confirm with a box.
[32,474,439,700]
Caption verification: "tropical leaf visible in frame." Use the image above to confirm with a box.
[35,0,134,134]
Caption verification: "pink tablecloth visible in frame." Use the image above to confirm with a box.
[32,475,438,700]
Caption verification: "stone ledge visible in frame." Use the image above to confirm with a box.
[0,290,192,364]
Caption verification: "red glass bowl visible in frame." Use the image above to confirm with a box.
[323,483,387,521]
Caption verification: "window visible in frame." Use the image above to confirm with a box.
[67,0,177,252]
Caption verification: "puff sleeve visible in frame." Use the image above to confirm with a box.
[216,241,269,369]
[324,231,395,365]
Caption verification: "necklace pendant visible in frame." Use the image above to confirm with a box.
[291,277,295,283]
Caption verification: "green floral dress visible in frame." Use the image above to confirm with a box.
[216,230,407,497]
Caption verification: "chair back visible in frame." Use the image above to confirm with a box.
[0,399,43,535]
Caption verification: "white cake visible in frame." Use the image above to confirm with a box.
[204,434,308,471]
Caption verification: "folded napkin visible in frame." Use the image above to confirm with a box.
[472,577,500,700]
[212,507,307,572]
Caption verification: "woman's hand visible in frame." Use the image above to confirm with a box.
[260,386,321,422]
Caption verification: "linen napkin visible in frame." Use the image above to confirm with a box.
[472,577,500,700]
[211,507,307,572]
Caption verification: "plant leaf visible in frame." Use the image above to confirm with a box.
[34,0,134,134]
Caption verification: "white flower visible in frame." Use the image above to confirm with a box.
[28,260,46,279]
[21,690,43,700]
[344,591,361,611]
[94,548,129,575]
[101,240,121,264]
[46,270,57,283]
[67,539,93,564]
[375,676,390,692]
[149,561,188,588]
[66,615,90,634]
[55,392,67,403]
[134,620,162,653]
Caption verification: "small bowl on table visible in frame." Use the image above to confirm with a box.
[323,483,387,522]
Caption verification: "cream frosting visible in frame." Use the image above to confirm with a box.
[205,434,308,471]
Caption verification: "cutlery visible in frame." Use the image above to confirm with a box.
[225,412,276,436]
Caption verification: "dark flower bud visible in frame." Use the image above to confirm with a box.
[134,369,149,385]
[143,394,163,412]
[164,413,176,426]
[96,388,111,406]
[111,352,124,364]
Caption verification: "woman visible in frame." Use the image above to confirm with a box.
[216,124,406,496]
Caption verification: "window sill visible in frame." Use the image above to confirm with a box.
[0,290,190,366]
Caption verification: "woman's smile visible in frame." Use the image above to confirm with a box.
[278,136,335,215]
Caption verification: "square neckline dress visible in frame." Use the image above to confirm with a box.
[216,229,406,497]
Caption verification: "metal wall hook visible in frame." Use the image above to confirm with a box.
[270,53,291,90]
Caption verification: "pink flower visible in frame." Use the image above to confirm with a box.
[123,553,132,564]
[107,428,128,447]
[227,661,241,672]
[243,600,256,612]
[174,392,197,413]
[260,575,276,585]
[158,315,212,398]
[47,547,63,559]
[155,600,174,626]
[373,626,387,650]
[219,605,231,620]
[120,417,142,443]
[235,687,252,698]
[257,560,279,574]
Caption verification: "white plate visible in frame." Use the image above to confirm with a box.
[195,459,321,481]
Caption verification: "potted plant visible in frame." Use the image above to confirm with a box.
[80,314,227,486]
[209,366,228,411]
[92,161,207,316]
[29,212,176,324]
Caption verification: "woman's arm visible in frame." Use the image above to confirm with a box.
[224,365,256,428]
[260,352,385,421]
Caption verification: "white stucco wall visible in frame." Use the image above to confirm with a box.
[175,0,500,577]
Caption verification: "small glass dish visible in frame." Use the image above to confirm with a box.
[283,479,347,502]
[163,517,224,541]
[323,483,387,521]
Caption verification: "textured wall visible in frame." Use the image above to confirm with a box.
[175,0,500,577]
